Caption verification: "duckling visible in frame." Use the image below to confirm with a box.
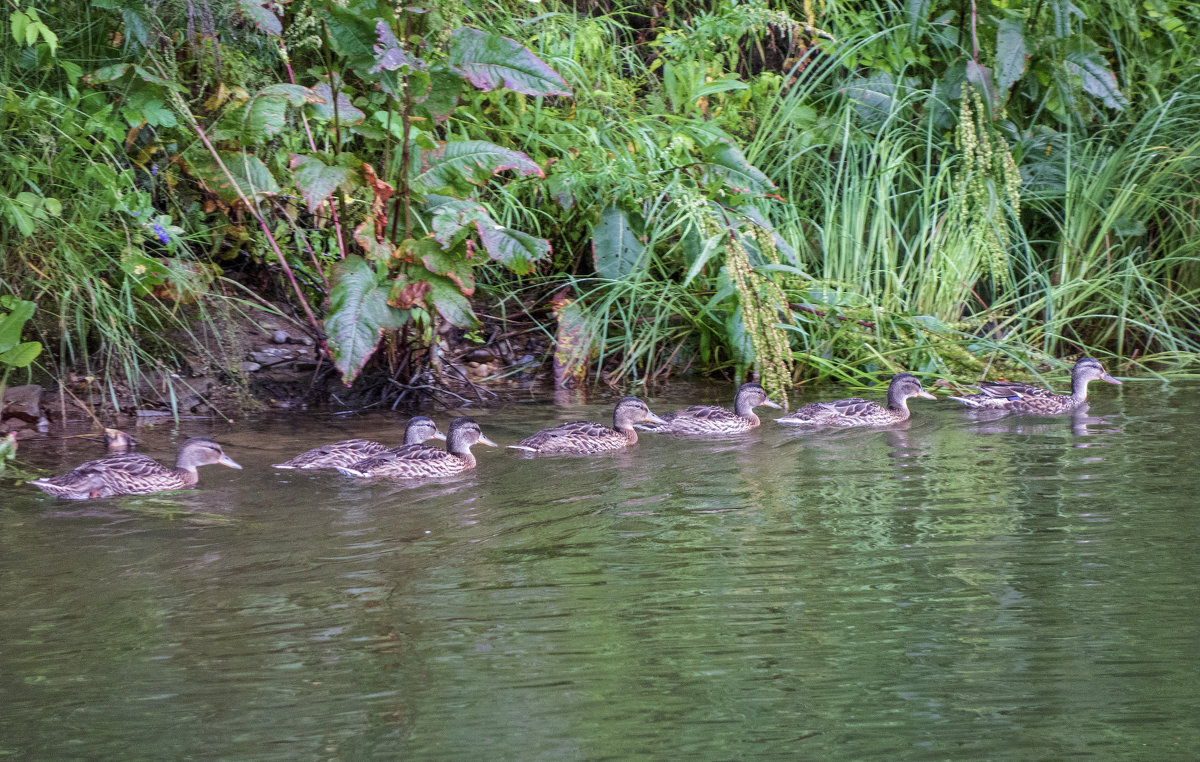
[337,417,496,478]
[272,416,444,470]
[947,357,1121,414]
[104,427,135,452]
[637,382,781,435]
[509,397,665,454]
[30,437,242,500]
[776,373,936,428]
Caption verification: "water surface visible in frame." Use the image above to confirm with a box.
[2,381,1197,759]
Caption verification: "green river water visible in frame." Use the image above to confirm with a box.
[2,380,1197,760]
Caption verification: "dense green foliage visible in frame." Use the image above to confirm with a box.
[3,0,1199,411]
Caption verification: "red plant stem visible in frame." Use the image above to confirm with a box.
[154,56,325,346]
[280,39,346,263]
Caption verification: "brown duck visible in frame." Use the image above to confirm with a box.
[637,382,782,435]
[272,416,444,470]
[509,397,665,454]
[947,358,1121,414]
[337,417,496,478]
[30,437,242,500]
[776,373,936,428]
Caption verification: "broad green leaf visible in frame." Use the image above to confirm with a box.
[699,142,775,195]
[1048,0,1085,39]
[420,245,475,295]
[259,83,323,106]
[308,82,365,125]
[591,206,644,279]
[0,298,36,353]
[0,341,42,368]
[906,0,930,31]
[84,63,130,85]
[427,195,489,244]
[844,72,898,129]
[413,68,462,125]
[371,19,425,74]
[238,0,281,36]
[995,18,1027,97]
[186,151,280,203]
[140,97,177,128]
[325,255,406,385]
[965,60,997,108]
[289,154,355,212]
[324,5,377,69]
[1066,42,1127,109]
[413,140,543,191]
[475,223,549,276]
[448,28,572,97]
[425,272,478,328]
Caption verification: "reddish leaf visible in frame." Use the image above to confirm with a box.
[389,277,432,309]
[361,163,395,239]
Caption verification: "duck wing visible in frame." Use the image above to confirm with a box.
[514,420,620,452]
[272,438,388,469]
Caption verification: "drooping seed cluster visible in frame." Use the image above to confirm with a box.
[722,220,794,409]
[954,84,1022,292]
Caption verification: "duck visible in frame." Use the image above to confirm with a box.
[637,382,782,435]
[272,415,445,469]
[337,417,496,478]
[508,397,665,454]
[29,437,242,500]
[104,427,135,452]
[947,357,1121,414]
[776,373,936,428]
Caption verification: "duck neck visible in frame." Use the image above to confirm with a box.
[172,463,201,486]
[448,434,477,467]
[617,424,639,445]
[733,395,758,422]
[1070,374,1091,403]
[885,393,912,419]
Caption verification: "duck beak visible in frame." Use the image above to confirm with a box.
[917,390,938,400]
[219,454,243,470]
[477,434,499,448]
[644,411,667,425]
[1101,373,1122,385]
[762,399,783,409]
[433,431,448,441]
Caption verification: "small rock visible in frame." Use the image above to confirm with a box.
[237,361,262,373]
[296,336,314,347]
[518,354,535,365]
[1,384,43,419]
[271,330,290,344]
[251,350,292,365]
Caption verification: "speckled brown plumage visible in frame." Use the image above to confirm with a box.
[337,418,496,478]
[272,416,444,469]
[948,358,1121,414]
[509,397,665,454]
[30,437,241,500]
[638,382,782,435]
[776,373,936,428]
